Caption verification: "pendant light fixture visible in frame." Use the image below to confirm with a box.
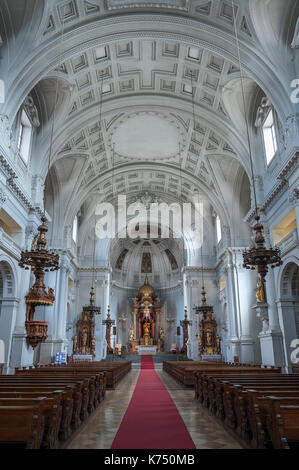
[230,0,282,288]
[19,0,69,348]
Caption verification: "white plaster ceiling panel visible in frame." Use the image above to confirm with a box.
[83,168,210,204]
[38,1,255,45]
[107,111,186,161]
[56,38,239,120]
[58,107,236,199]
[107,0,189,11]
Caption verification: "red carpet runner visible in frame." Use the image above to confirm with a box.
[111,355,196,449]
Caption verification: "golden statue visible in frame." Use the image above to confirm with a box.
[143,321,151,335]
[143,321,151,346]
[82,331,88,346]
[256,276,266,303]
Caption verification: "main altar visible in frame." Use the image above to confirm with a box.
[130,275,164,352]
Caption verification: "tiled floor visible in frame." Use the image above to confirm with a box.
[157,370,242,449]
[66,368,243,449]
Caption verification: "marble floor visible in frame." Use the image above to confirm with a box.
[66,368,243,449]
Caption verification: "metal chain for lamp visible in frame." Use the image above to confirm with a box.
[231,0,282,284]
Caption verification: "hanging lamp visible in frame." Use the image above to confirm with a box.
[229,0,282,286]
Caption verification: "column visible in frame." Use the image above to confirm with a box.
[276,300,297,372]
[10,268,33,369]
[289,186,299,236]
[0,298,19,374]
[39,252,69,364]
[10,220,39,369]
[256,220,285,367]
[225,251,240,362]
[232,249,256,363]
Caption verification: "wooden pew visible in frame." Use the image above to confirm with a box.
[223,383,299,430]
[0,385,74,440]
[0,396,62,449]
[18,362,129,389]
[269,398,299,449]
[247,393,299,448]
[195,371,299,449]
[12,372,105,412]
[0,400,45,449]
[164,361,279,387]
[0,363,109,447]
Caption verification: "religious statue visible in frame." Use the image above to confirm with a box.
[206,331,212,347]
[256,276,266,303]
[216,335,221,355]
[73,288,98,357]
[143,321,151,335]
[129,324,135,342]
[159,327,165,352]
[197,302,221,356]
[82,331,88,347]
[73,335,78,352]
[198,335,203,355]
[132,275,160,346]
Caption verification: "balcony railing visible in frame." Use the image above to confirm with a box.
[275,229,298,255]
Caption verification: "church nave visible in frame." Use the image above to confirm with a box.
[66,361,242,450]
[0,0,298,455]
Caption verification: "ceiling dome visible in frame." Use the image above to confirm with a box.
[111,237,182,289]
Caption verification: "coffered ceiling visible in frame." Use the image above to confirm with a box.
[0,0,297,235]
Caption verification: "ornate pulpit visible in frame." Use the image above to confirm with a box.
[19,215,60,349]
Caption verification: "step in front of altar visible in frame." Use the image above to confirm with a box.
[137,346,157,355]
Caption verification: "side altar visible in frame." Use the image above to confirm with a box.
[72,287,101,357]
[129,275,164,352]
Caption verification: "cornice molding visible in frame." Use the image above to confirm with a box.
[0,155,38,213]
[181,266,216,273]
[78,266,112,273]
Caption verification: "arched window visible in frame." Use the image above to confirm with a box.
[255,97,278,165]
[72,215,78,244]
[216,215,222,243]
[17,109,32,164]
[262,108,277,164]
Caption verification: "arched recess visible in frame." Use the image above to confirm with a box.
[0,0,45,66]
[249,0,299,77]
[277,260,299,371]
[222,77,267,175]
[0,259,16,299]
[0,258,17,371]
[29,76,72,175]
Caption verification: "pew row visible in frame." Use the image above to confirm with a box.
[0,371,105,448]
[18,361,131,389]
[163,360,280,387]
[194,371,299,449]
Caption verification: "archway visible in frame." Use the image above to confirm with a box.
[0,260,17,373]
[277,261,299,371]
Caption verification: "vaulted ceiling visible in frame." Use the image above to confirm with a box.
[0,0,297,241]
